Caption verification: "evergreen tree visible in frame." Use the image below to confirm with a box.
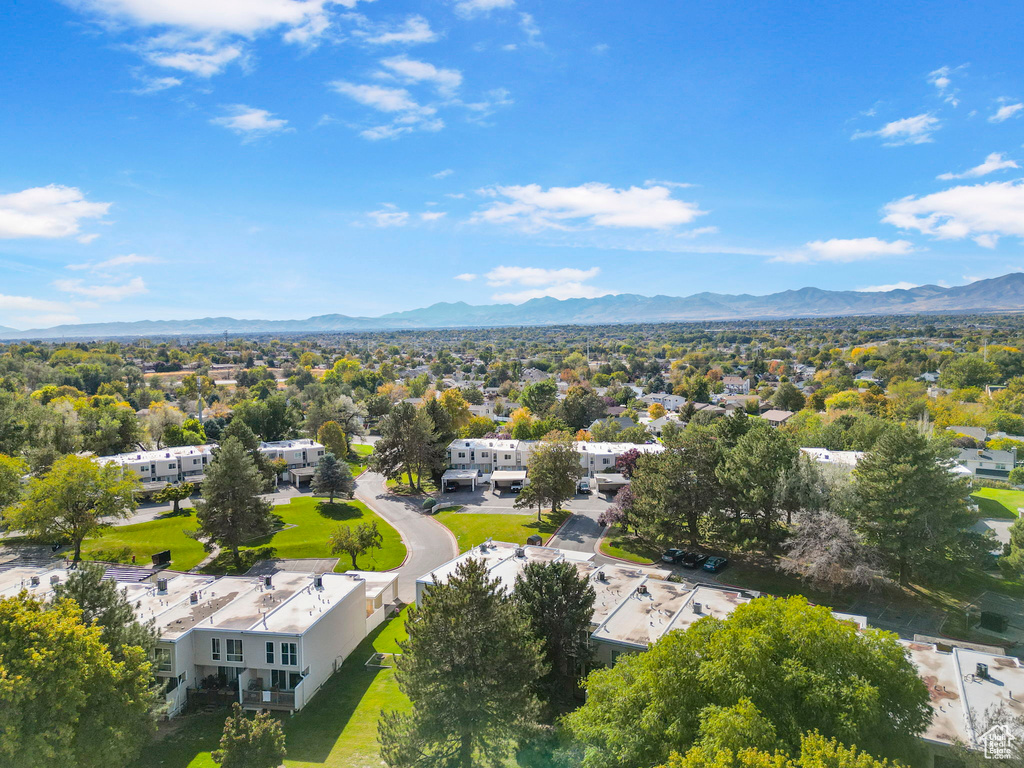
[513,560,596,701]
[311,452,354,503]
[379,558,545,768]
[194,437,275,570]
[212,703,287,768]
[852,426,979,584]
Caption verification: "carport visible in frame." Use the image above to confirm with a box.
[490,470,527,490]
[288,466,316,487]
[594,473,628,494]
[442,468,479,491]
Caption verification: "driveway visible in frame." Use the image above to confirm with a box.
[354,471,457,604]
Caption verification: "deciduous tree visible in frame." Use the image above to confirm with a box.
[213,703,286,768]
[514,432,584,520]
[329,520,382,569]
[153,482,194,514]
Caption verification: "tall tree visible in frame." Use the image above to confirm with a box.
[781,507,884,593]
[661,731,894,768]
[0,593,156,768]
[513,560,596,701]
[153,481,194,514]
[311,452,354,503]
[370,402,438,491]
[514,432,584,520]
[317,420,347,459]
[564,596,930,768]
[8,454,139,562]
[213,703,287,768]
[439,388,472,430]
[520,379,558,415]
[194,437,275,570]
[0,453,28,513]
[852,426,979,584]
[559,385,605,432]
[329,520,383,569]
[380,558,545,768]
[771,381,806,412]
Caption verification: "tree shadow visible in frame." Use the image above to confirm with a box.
[315,501,364,522]
[156,509,195,520]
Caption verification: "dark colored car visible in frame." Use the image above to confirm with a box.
[442,482,459,493]
[703,556,728,573]
[680,552,708,568]
[661,548,686,564]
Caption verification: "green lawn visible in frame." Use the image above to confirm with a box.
[971,487,1024,519]
[386,471,438,496]
[434,508,569,553]
[346,444,373,476]
[597,524,660,565]
[80,512,206,571]
[81,497,405,575]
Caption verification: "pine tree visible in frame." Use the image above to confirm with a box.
[194,437,275,570]
[852,426,978,584]
[379,558,545,768]
[212,703,286,768]
[311,453,354,503]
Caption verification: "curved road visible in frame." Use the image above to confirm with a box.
[354,470,458,604]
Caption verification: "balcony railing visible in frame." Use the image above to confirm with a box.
[242,689,295,709]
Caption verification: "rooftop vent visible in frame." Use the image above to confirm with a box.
[30,575,40,587]
[637,584,648,595]
[157,578,168,593]
[264,575,273,589]
[313,575,323,589]
[977,662,990,680]
[190,591,198,605]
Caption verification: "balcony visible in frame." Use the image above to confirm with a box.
[242,689,295,709]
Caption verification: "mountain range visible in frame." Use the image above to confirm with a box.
[3,273,1024,340]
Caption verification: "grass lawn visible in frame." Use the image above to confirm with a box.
[80,512,205,572]
[346,444,372,476]
[202,496,405,574]
[386,471,438,496]
[597,524,660,565]
[434,508,570,553]
[80,497,405,575]
[971,487,1024,519]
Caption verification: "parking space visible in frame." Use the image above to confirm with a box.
[435,484,617,515]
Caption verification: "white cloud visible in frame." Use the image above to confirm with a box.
[453,0,515,18]
[591,43,609,54]
[483,266,613,303]
[367,204,409,227]
[67,253,161,271]
[474,182,705,231]
[330,81,423,112]
[379,56,462,95]
[928,65,965,106]
[883,180,1024,243]
[775,237,915,264]
[454,272,477,281]
[420,211,446,222]
[54,276,148,301]
[852,113,941,146]
[989,102,1024,123]
[143,38,244,76]
[857,281,920,292]
[131,75,183,93]
[17,313,82,328]
[445,192,466,199]
[210,104,291,139]
[937,152,1018,180]
[77,233,101,244]
[643,178,695,189]
[356,15,437,45]
[433,169,454,179]
[0,185,110,240]
[519,13,540,45]
[0,294,70,313]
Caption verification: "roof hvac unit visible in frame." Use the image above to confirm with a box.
[515,547,526,558]
[637,584,648,595]
[190,592,198,605]
[30,575,40,586]
[264,576,273,589]
[313,575,323,589]
[692,602,703,614]
[977,663,990,680]
[596,571,605,581]
[50,575,60,585]
[157,578,168,593]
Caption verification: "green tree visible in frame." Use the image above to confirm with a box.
[232,393,299,442]
[939,355,999,389]
[514,433,584,520]
[379,558,545,768]
[852,426,978,584]
[8,454,139,562]
[317,420,347,459]
[439,388,472,430]
[329,520,383,569]
[370,402,438,491]
[513,559,596,701]
[0,453,28,513]
[153,482,194,514]
[771,382,806,412]
[0,593,156,768]
[661,731,894,768]
[52,561,156,661]
[460,416,496,439]
[1009,466,1024,486]
[564,596,930,768]
[559,385,606,432]
[213,703,287,768]
[194,437,275,570]
[521,379,558,415]
[311,452,355,503]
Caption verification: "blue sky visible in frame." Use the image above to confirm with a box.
[1,0,1023,328]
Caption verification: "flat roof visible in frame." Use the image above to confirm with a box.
[490,470,527,482]
[344,570,399,601]
[442,469,480,480]
[596,579,694,648]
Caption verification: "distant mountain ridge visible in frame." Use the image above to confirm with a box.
[3,273,1024,340]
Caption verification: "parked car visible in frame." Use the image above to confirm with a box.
[703,556,728,573]
[576,479,591,494]
[680,552,708,568]
[442,482,459,493]
[661,548,686,564]
[509,482,523,493]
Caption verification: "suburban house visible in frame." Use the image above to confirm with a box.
[258,438,326,485]
[946,426,988,443]
[760,409,795,427]
[799,447,864,468]
[95,445,216,493]
[641,392,687,411]
[722,376,750,394]
[0,565,398,718]
[573,441,663,477]
[588,415,637,432]
[417,541,1024,764]
[955,447,1017,479]
[646,414,683,437]
[520,368,550,383]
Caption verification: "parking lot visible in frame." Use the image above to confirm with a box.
[436,483,617,516]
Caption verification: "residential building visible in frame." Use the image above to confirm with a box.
[258,439,326,485]
[588,415,637,432]
[641,392,688,411]
[0,565,396,717]
[445,439,663,480]
[760,409,795,427]
[96,445,216,492]
[722,376,750,394]
[955,447,1017,479]
[799,447,864,468]
[946,426,988,443]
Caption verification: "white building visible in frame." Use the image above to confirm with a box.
[96,445,217,492]
[641,393,687,411]
[0,565,397,717]
[799,447,864,468]
[445,439,664,481]
[258,438,326,470]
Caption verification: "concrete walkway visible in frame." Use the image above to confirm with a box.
[354,470,458,604]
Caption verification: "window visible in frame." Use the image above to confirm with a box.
[281,642,297,666]
[480,452,488,458]
[226,639,243,662]
[154,647,172,673]
[271,669,290,689]
[458,452,466,459]
[211,638,221,661]
[266,641,275,664]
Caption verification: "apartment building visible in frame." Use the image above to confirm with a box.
[96,445,216,491]
[0,565,396,717]
[956,447,1017,479]
[445,439,663,480]
[258,438,326,470]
